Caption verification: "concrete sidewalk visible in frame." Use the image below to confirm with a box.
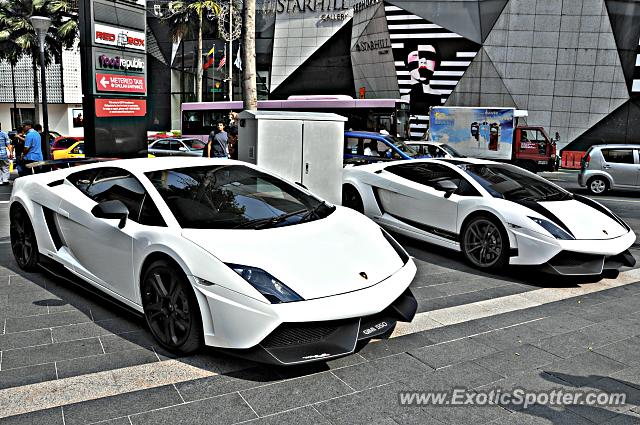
[1,204,640,424]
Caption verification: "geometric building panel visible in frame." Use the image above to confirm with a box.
[445,47,518,109]
[479,0,511,42]
[386,0,481,43]
[268,4,353,91]
[482,0,630,149]
[604,0,640,95]
[351,2,399,99]
[385,0,509,44]
[385,2,481,138]
[562,98,640,152]
[270,21,355,99]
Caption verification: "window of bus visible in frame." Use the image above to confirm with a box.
[372,114,393,135]
[396,110,410,140]
[203,111,230,132]
[182,111,202,134]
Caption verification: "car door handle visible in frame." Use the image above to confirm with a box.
[58,208,70,218]
[603,165,612,169]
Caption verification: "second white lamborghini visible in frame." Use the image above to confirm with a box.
[343,158,636,275]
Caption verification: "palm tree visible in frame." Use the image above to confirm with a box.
[0,0,78,124]
[0,38,22,127]
[165,0,222,102]
[242,0,256,110]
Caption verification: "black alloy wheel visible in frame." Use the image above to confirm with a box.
[141,260,203,354]
[10,205,40,271]
[461,216,509,270]
[342,185,364,213]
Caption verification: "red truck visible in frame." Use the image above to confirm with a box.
[429,107,557,173]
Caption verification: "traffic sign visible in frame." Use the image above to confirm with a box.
[95,98,146,117]
[95,73,146,93]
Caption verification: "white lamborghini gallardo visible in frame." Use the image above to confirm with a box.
[10,157,417,364]
[342,158,636,275]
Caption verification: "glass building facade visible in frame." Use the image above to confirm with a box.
[146,0,640,151]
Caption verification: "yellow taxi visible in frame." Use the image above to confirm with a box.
[52,141,156,159]
[53,141,85,160]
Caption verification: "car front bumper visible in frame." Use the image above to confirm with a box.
[508,227,636,274]
[190,259,417,363]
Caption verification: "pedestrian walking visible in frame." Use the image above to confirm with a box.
[20,121,43,176]
[0,123,11,184]
[203,121,228,158]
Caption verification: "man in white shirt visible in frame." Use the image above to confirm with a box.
[364,140,379,157]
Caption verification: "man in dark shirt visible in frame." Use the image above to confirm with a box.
[204,121,229,158]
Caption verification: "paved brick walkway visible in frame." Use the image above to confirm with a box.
[1,201,640,424]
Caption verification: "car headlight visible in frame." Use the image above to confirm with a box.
[528,216,574,240]
[226,264,303,304]
[381,228,410,264]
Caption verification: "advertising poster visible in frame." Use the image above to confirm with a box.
[430,107,514,160]
[384,4,480,139]
[72,109,84,128]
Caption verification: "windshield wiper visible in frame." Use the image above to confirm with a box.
[299,201,334,223]
[233,209,308,229]
[538,192,574,201]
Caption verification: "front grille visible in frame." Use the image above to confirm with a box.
[261,320,354,348]
[549,251,602,267]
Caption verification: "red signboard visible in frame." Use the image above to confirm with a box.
[95,73,146,93]
[95,99,146,117]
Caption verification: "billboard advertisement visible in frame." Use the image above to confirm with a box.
[94,23,146,51]
[384,5,480,139]
[430,107,515,160]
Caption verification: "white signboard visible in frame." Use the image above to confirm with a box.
[94,23,146,51]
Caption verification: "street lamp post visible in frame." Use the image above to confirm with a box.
[30,15,52,161]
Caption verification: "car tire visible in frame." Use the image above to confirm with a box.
[10,204,40,272]
[342,185,364,214]
[141,259,204,355]
[461,215,509,270]
[587,177,608,195]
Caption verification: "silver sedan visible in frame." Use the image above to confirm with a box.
[148,138,215,157]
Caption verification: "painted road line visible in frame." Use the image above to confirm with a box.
[1,268,640,419]
[392,267,640,336]
[0,360,219,418]
[587,197,640,203]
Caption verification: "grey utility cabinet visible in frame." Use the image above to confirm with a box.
[237,110,347,204]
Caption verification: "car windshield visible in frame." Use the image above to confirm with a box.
[458,163,571,201]
[440,144,463,158]
[181,138,205,150]
[145,165,334,229]
[384,135,419,157]
[55,138,77,149]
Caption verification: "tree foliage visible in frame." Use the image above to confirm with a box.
[163,0,222,102]
[0,0,78,66]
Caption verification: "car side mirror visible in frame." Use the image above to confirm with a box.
[435,180,458,198]
[178,146,188,152]
[91,200,129,229]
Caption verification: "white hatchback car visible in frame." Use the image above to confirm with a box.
[578,145,640,195]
